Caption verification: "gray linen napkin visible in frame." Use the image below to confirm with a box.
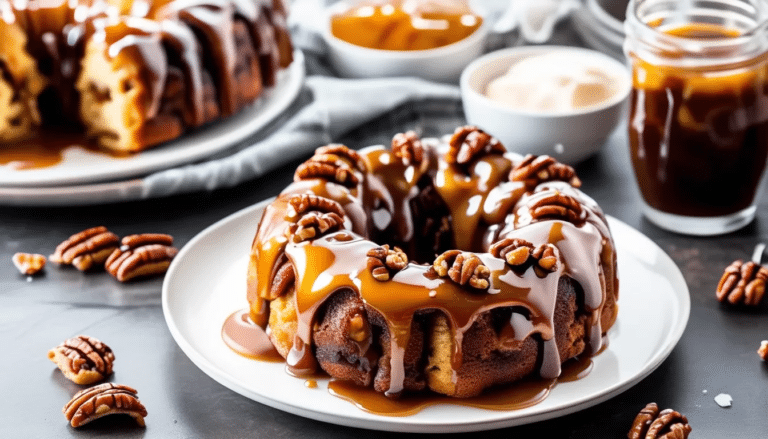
[140,76,460,198]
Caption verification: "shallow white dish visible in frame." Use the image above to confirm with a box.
[0,50,305,187]
[460,45,631,165]
[162,199,690,433]
[323,1,489,82]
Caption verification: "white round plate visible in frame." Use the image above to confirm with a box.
[162,200,690,433]
[0,51,305,187]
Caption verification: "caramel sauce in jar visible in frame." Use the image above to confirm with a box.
[330,1,482,51]
[625,0,768,225]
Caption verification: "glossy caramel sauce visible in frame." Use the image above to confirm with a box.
[0,130,127,170]
[327,354,594,416]
[629,23,768,217]
[330,2,482,51]
[221,309,282,362]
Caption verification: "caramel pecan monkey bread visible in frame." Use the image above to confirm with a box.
[0,0,293,152]
[246,126,619,398]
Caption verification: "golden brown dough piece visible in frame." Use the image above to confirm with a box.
[0,17,45,143]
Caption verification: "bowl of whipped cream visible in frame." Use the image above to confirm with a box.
[460,46,631,164]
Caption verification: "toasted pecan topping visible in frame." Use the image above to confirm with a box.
[288,194,345,219]
[291,212,345,243]
[48,335,114,385]
[528,191,585,225]
[63,383,147,428]
[431,250,490,290]
[627,403,691,439]
[716,260,768,306]
[295,155,360,188]
[314,144,366,172]
[50,227,120,271]
[510,154,582,188]
[12,252,46,275]
[446,125,505,165]
[366,245,408,281]
[489,238,534,267]
[391,131,425,166]
[489,238,559,277]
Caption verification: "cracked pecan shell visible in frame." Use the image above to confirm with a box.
[627,403,691,439]
[510,154,582,188]
[50,226,120,271]
[366,245,408,281]
[716,260,768,306]
[391,131,425,166]
[105,234,178,282]
[446,125,505,165]
[48,335,114,385]
[431,250,490,290]
[63,383,147,428]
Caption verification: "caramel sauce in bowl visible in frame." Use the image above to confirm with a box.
[323,1,489,81]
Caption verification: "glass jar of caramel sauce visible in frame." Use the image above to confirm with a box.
[624,0,768,235]
[330,1,482,51]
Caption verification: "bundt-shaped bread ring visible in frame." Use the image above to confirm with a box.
[247,127,619,398]
[0,0,293,152]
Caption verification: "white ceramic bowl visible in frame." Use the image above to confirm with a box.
[323,1,489,82]
[460,46,632,165]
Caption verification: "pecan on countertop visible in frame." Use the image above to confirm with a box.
[627,403,691,439]
[716,259,768,306]
[48,335,114,385]
[105,234,178,282]
[63,383,147,428]
[50,226,120,271]
[12,252,46,275]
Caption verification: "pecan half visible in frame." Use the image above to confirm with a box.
[287,194,345,219]
[48,335,114,385]
[489,238,534,268]
[266,261,295,300]
[528,191,584,225]
[758,340,768,361]
[105,234,178,282]
[291,212,344,243]
[431,250,490,290]
[366,245,408,281]
[716,260,768,306]
[510,154,582,188]
[391,131,425,166]
[50,227,120,271]
[12,252,46,275]
[628,403,691,439]
[295,154,360,188]
[314,144,366,172]
[489,238,559,277]
[446,125,505,165]
[63,383,147,428]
